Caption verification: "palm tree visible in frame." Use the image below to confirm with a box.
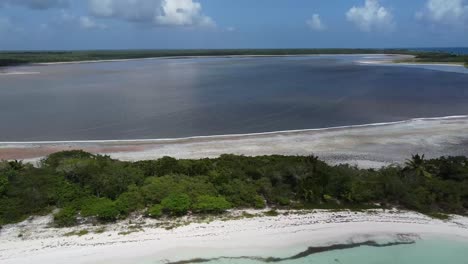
[404,154,432,179]
[8,160,24,170]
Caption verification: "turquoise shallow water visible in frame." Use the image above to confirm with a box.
[187,239,468,264]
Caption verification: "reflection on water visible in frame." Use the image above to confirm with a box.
[1,55,468,141]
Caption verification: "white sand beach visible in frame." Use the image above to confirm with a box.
[1,209,467,264]
[2,115,468,168]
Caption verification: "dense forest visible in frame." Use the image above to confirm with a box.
[1,49,467,68]
[1,151,467,228]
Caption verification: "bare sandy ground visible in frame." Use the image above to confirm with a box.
[1,116,468,168]
[1,209,467,264]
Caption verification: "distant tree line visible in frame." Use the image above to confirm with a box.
[413,52,468,67]
[0,151,467,228]
[1,49,467,67]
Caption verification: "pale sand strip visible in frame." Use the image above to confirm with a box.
[1,116,468,168]
[33,54,405,66]
[0,210,467,264]
[0,71,40,76]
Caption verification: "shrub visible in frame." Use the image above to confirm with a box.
[264,209,279,217]
[141,175,216,204]
[81,198,119,222]
[253,195,266,209]
[0,174,8,195]
[161,194,191,215]
[193,195,231,214]
[115,187,145,215]
[147,205,163,218]
[43,150,94,168]
[274,196,291,206]
[53,207,77,227]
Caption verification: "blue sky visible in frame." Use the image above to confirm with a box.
[0,0,467,50]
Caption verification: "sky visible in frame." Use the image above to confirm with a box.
[0,0,467,50]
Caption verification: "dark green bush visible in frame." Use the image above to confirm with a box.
[81,198,119,222]
[0,174,8,195]
[253,195,267,209]
[115,186,145,215]
[53,207,77,227]
[192,195,231,213]
[1,151,468,227]
[161,194,191,215]
[147,205,163,218]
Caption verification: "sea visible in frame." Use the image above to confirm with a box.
[162,238,468,264]
[1,54,468,141]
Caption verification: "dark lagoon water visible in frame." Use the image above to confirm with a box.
[1,55,468,141]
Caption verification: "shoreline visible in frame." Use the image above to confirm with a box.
[2,53,466,78]
[358,60,465,67]
[0,53,411,68]
[3,54,466,80]
[1,53,460,68]
[33,53,405,66]
[1,209,467,264]
[1,115,466,145]
[1,115,468,168]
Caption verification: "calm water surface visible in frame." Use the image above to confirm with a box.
[1,55,468,141]
[171,238,468,264]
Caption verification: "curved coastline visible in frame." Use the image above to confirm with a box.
[32,53,406,66]
[1,115,466,145]
[1,115,468,168]
[1,209,468,264]
[2,53,465,75]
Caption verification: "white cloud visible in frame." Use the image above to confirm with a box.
[306,14,326,31]
[346,0,395,32]
[88,0,215,27]
[416,0,468,25]
[79,16,107,30]
[0,0,69,10]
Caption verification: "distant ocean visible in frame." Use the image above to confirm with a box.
[409,47,468,55]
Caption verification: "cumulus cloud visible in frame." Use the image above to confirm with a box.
[346,0,395,32]
[88,0,215,27]
[416,0,468,25]
[306,14,326,31]
[0,0,69,10]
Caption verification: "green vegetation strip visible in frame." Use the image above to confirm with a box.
[1,49,467,67]
[0,151,467,228]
